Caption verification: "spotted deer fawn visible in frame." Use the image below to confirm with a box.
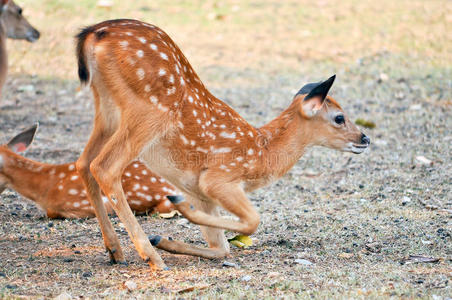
[75,19,370,269]
[0,0,40,96]
[0,124,176,218]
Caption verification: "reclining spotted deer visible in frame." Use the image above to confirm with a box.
[75,19,370,269]
[0,124,176,218]
[0,0,40,96]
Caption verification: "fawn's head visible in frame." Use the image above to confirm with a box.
[0,0,40,42]
[296,75,370,154]
[0,124,38,193]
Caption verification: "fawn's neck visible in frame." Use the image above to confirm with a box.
[0,20,7,95]
[3,153,54,203]
[258,99,315,179]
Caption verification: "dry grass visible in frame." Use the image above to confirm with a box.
[0,0,451,299]
[8,0,452,79]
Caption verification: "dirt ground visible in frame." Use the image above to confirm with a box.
[0,0,451,298]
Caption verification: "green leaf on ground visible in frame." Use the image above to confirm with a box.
[355,118,376,129]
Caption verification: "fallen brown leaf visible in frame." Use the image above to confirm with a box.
[177,284,211,294]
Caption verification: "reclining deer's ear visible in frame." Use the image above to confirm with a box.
[297,75,335,118]
[7,123,39,153]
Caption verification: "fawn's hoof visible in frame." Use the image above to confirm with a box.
[166,195,185,204]
[148,235,162,246]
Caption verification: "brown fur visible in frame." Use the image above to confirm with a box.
[75,19,367,269]
[0,146,176,218]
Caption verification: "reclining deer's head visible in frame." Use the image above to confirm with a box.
[0,124,38,194]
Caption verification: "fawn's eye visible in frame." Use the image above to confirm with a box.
[18,8,23,15]
[334,115,345,125]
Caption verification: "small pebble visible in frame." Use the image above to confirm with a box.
[82,271,92,278]
[124,280,137,291]
[222,261,237,268]
[401,196,411,206]
[294,259,313,265]
[53,292,72,300]
[240,275,252,282]
[416,156,433,166]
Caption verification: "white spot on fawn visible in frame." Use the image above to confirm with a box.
[180,135,189,145]
[220,132,236,139]
[144,84,151,92]
[136,68,145,80]
[141,170,148,175]
[68,189,78,195]
[188,96,193,103]
[159,68,166,76]
[81,200,90,205]
[71,175,78,181]
[150,43,157,50]
[155,194,161,200]
[59,173,66,178]
[136,50,144,58]
[138,37,146,43]
[160,52,168,60]
[73,202,80,208]
[167,87,176,95]
[120,40,129,48]
[248,149,254,155]
[212,147,231,154]
[150,96,158,104]
[196,147,208,153]
[58,185,63,190]
[151,177,157,183]
[158,103,168,112]
[68,164,75,171]
[236,156,243,162]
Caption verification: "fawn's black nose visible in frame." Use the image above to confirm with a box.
[361,133,370,145]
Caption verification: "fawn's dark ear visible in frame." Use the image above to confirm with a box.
[298,75,336,117]
[7,123,39,153]
[304,75,335,102]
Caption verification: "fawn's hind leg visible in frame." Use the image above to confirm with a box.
[149,195,230,258]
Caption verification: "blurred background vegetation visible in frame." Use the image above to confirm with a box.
[8,0,451,82]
